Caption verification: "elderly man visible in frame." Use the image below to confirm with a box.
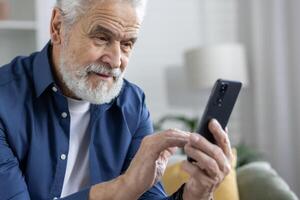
[0,0,232,199]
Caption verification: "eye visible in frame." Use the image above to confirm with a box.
[93,36,109,45]
[121,41,134,52]
[98,36,108,41]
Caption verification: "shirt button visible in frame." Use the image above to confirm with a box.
[53,197,58,200]
[60,154,67,160]
[52,86,58,92]
[61,112,68,118]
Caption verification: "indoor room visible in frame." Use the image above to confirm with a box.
[0,0,299,199]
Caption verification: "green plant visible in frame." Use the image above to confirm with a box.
[235,144,263,168]
[154,115,198,132]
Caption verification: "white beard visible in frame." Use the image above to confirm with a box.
[59,53,125,105]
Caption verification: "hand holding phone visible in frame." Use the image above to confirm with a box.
[187,79,242,162]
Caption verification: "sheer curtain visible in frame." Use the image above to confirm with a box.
[238,0,300,195]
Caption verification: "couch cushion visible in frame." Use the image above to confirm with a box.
[237,161,298,200]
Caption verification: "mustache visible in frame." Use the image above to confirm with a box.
[76,64,123,78]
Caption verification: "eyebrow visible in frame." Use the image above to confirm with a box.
[89,25,115,37]
[88,25,138,43]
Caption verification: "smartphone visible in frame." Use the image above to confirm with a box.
[188,79,242,162]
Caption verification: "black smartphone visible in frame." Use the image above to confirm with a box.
[188,79,242,162]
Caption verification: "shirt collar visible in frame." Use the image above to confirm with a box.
[33,41,55,98]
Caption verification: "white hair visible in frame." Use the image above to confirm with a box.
[56,0,147,26]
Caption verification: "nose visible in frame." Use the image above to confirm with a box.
[100,42,122,68]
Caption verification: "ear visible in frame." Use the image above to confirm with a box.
[50,7,63,45]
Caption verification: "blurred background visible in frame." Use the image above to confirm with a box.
[0,0,299,197]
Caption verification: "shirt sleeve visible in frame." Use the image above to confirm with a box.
[0,122,31,200]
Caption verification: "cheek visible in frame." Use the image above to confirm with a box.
[67,40,99,65]
[72,48,100,67]
[120,56,129,72]
[83,45,109,64]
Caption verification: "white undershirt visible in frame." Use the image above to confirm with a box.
[61,98,91,198]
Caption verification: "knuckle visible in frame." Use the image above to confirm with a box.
[216,174,223,185]
[207,159,218,173]
[224,163,231,175]
[212,146,223,158]
[211,175,220,185]
[223,135,230,145]
[194,135,205,145]
[165,129,175,136]
[198,135,205,143]
[184,144,190,153]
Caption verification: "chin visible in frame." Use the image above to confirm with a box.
[88,79,114,91]
[74,77,124,105]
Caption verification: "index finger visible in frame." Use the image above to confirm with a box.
[147,129,189,156]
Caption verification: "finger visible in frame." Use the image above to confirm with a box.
[167,147,178,155]
[157,129,189,146]
[184,144,220,178]
[181,160,217,193]
[189,133,229,173]
[160,147,178,160]
[145,129,189,157]
[225,127,229,133]
[208,119,233,160]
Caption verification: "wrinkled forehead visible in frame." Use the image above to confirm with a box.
[88,1,141,23]
[100,0,146,21]
[81,1,142,38]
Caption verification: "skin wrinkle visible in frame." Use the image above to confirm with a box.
[88,25,138,46]
[51,1,141,102]
[77,5,140,58]
[84,16,140,41]
[87,12,141,30]
[85,2,141,28]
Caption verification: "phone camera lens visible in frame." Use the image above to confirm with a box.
[216,98,223,107]
[220,83,228,93]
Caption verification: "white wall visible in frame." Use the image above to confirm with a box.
[35,0,55,49]
[126,0,240,127]
[126,0,204,121]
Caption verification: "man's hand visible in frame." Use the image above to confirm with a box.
[124,129,189,198]
[89,129,189,200]
[182,119,233,200]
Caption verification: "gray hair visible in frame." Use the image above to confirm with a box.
[56,0,147,26]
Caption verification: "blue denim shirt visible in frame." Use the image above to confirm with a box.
[0,43,175,200]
